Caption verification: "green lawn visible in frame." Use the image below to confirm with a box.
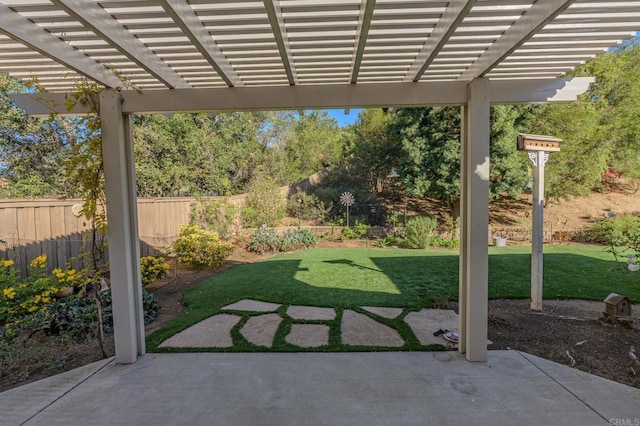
[147,245,640,351]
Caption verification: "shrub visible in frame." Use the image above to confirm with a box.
[279,229,318,251]
[3,289,158,340]
[586,214,640,246]
[377,236,403,247]
[341,221,369,241]
[431,235,460,249]
[101,289,158,328]
[247,227,317,254]
[0,255,90,328]
[287,192,331,224]
[403,216,438,249]
[190,196,238,240]
[172,225,234,268]
[242,176,286,227]
[140,256,170,286]
[246,227,281,254]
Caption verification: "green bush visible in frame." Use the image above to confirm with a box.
[4,289,158,340]
[279,229,318,251]
[0,255,90,329]
[140,256,169,286]
[172,225,234,268]
[586,214,640,246]
[403,216,438,249]
[246,227,281,254]
[287,192,331,224]
[585,214,640,265]
[431,235,460,249]
[247,228,318,254]
[242,176,286,227]
[191,196,238,240]
[341,221,369,241]
[101,289,158,328]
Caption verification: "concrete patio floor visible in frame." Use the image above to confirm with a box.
[2,350,639,426]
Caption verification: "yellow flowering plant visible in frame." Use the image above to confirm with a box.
[172,225,234,268]
[0,255,90,328]
[140,256,170,286]
[0,258,18,290]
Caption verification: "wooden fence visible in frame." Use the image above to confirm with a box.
[0,197,196,276]
[0,180,316,276]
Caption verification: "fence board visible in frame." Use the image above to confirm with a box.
[0,198,197,275]
[50,206,68,267]
[0,195,271,274]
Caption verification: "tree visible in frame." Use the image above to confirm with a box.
[490,105,530,199]
[343,108,401,193]
[389,106,529,217]
[133,112,265,196]
[522,41,640,197]
[260,111,343,185]
[0,74,77,197]
[391,107,462,217]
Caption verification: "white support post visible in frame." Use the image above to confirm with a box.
[460,78,490,362]
[458,105,468,355]
[529,151,548,311]
[100,89,145,363]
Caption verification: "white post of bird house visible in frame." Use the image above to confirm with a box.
[517,134,561,311]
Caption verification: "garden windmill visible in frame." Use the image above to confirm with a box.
[340,192,355,228]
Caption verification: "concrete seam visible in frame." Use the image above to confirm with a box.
[516,351,610,424]
[20,357,116,425]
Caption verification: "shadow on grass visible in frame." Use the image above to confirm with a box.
[147,248,640,350]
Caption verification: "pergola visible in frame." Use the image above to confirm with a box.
[1,0,639,364]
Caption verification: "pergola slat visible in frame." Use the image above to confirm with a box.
[350,0,376,83]
[405,0,477,82]
[157,0,242,87]
[51,0,190,89]
[0,3,123,88]
[263,0,297,85]
[458,0,577,81]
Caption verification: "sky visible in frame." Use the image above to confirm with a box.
[326,108,361,127]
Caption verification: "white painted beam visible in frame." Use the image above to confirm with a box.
[350,0,376,84]
[489,77,594,103]
[263,0,298,85]
[461,78,490,362]
[157,0,242,87]
[457,0,577,81]
[52,0,190,89]
[405,0,476,82]
[0,4,122,88]
[10,78,593,116]
[100,89,145,364]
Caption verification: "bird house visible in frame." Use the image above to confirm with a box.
[517,133,561,152]
[603,293,632,324]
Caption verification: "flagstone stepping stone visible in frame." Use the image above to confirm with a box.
[287,305,336,321]
[361,306,403,319]
[403,309,498,346]
[240,313,282,348]
[341,310,405,347]
[159,314,240,348]
[221,299,281,312]
[404,309,459,346]
[285,324,330,348]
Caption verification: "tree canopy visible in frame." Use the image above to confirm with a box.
[522,41,640,197]
[345,105,529,217]
[0,75,77,197]
[1,41,640,203]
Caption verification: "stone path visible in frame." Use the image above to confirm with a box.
[160,299,468,350]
